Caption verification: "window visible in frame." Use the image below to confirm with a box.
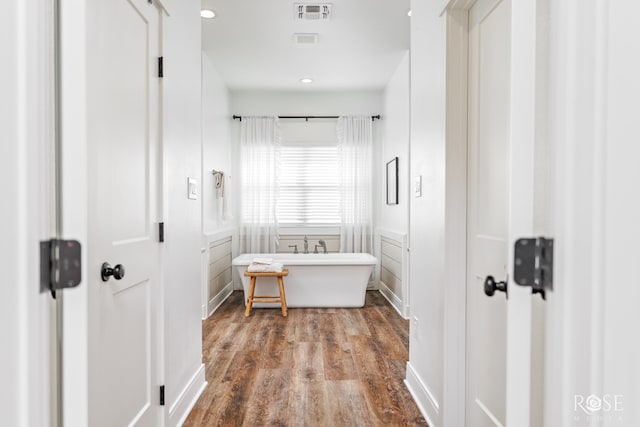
[278,144,340,225]
[277,121,340,226]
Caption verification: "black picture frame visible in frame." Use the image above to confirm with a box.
[386,157,398,205]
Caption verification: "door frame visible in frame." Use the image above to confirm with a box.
[58,0,90,425]
[2,0,59,425]
[543,0,613,423]
[442,0,540,425]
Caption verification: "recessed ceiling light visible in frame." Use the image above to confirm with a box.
[201,9,216,19]
[407,10,412,17]
[300,78,313,84]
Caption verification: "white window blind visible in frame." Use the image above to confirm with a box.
[277,144,340,225]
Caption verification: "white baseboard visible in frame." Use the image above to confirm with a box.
[405,362,440,427]
[378,281,407,319]
[206,282,233,318]
[168,363,207,427]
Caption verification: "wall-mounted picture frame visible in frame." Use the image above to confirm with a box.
[386,157,398,205]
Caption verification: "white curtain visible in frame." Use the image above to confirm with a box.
[239,116,281,253]
[337,116,373,253]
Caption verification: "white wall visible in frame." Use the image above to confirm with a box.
[231,90,383,117]
[380,51,410,233]
[162,3,206,424]
[201,53,235,317]
[377,52,410,316]
[202,53,233,234]
[405,1,447,426]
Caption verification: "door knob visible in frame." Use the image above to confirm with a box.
[101,262,125,282]
[484,275,507,297]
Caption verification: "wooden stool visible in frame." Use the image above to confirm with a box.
[244,269,289,317]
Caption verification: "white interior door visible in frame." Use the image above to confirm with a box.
[87,0,162,425]
[466,0,511,425]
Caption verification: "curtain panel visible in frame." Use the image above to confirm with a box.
[239,116,281,253]
[337,116,373,254]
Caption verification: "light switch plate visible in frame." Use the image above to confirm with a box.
[187,177,198,200]
[414,175,422,197]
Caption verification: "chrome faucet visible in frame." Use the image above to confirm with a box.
[318,239,327,254]
[288,244,298,254]
[303,236,309,254]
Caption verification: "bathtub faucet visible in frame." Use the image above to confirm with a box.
[303,236,309,254]
[318,240,327,254]
[288,244,298,254]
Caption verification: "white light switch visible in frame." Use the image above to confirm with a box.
[187,177,198,200]
[414,175,422,197]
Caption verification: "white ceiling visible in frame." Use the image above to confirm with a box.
[201,0,411,91]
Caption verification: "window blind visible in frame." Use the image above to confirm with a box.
[277,144,340,225]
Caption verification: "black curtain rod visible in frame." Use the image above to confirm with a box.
[232,115,381,122]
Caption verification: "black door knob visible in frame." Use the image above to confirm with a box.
[484,275,507,297]
[101,262,125,282]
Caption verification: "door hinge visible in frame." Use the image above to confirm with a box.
[159,222,164,243]
[40,239,82,299]
[160,385,165,406]
[158,57,164,78]
[513,237,554,300]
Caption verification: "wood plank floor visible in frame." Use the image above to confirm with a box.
[184,291,427,427]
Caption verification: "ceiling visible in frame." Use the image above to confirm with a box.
[201,0,411,91]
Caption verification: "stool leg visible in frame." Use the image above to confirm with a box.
[245,276,256,317]
[277,276,287,317]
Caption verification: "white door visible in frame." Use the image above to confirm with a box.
[466,0,511,425]
[87,0,162,425]
[465,0,545,425]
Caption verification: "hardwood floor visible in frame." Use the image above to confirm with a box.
[184,291,427,427]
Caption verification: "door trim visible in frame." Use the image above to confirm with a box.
[442,4,470,427]
[3,0,59,425]
[504,1,538,425]
[59,0,89,425]
[544,0,611,423]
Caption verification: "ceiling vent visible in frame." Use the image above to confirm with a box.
[293,33,319,44]
[294,4,332,20]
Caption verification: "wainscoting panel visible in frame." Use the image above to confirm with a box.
[377,229,409,318]
[209,238,232,261]
[206,235,234,318]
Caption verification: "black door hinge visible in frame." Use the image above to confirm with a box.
[158,57,164,78]
[160,385,165,406]
[159,222,164,243]
[513,237,554,300]
[40,239,82,299]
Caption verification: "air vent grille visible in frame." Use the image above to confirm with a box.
[294,4,332,20]
[293,33,319,44]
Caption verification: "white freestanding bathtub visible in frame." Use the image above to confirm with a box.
[232,253,377,308]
